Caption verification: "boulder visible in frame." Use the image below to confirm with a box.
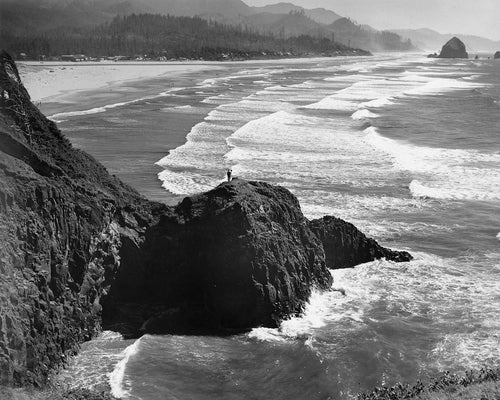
[438,37,468,59]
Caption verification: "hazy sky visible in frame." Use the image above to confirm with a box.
[244,0,500,40]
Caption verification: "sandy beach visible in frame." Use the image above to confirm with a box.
[17,61,226,104]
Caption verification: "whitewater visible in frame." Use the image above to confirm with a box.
[55,54,500,399]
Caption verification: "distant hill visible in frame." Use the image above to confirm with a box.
[244,10,332,38]
[133,0,254,17]
[393,28,500,53]
[251,2,342,25]
[2,13,370,60]
[330,18,414,52]
[0,0,414,54]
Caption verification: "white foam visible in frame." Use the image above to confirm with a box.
[303,97,359,111]
[364,127,500,201]
[497,233,500,241]
[351,109,378,120]
[248,288,343,343]
[109,337,143,399]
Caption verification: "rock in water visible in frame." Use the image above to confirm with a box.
[494,51,500,59]
[438,36,468,58]
[309,216,413,269]
[0,50,413,386]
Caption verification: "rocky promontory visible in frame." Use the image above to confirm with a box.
[438,37,469,58]
[0,51,412,388]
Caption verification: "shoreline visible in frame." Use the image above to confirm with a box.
[18,61,226,105]
[18,62,235,204]
[18,55,375,104]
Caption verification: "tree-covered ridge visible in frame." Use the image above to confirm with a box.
[330,18,413,52]
[2,13,370,60]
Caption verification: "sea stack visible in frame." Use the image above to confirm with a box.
[438,37,468,58]
[494,51,500,59]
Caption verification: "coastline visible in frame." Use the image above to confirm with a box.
[17,61,229,204]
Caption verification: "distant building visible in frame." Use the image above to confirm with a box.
[60,54,87,62]
[61,55,77,62]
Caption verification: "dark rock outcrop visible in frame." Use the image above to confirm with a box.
[438,37,468,59]
[309,216,412,269]
[0,50,412,387]
[105,179,333,334]
[494,51,500,59]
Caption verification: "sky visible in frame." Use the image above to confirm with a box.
[244,0,500,41]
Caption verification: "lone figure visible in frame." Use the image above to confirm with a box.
[227,168,232,182]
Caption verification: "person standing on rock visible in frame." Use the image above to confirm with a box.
[227,168,232,182]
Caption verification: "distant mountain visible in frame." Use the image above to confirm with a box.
[330,18,414,52]
[133,0,253,18]
[244,11,331,38]
[393,28,500,53]
[251,2,342,25]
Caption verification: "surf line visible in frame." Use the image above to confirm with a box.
[48,87,184,122]
[109,336,144,399]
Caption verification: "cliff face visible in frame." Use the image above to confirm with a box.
[439,37,468,59]
[0,51,412,387]
[0,51,161,386]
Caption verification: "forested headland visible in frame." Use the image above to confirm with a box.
[1,13,371,61]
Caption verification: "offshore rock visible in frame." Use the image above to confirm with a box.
[309,216,413,269]
[494,51,500,59]
[438,37,468,59]
[0,50,412,387]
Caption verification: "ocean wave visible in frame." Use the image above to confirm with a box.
[109,336,143,399]
[49,88,183,122]
[364,127,500,201]
[248,288,344,343]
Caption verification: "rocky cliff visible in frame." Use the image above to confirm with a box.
[0,51,412,387]
[439,37,468,58]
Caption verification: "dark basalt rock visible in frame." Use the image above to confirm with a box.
[105,179,333,334]
[494,51,500,59]
[438,37,468,59]
[0,50,412,387]
[309,216,412,269]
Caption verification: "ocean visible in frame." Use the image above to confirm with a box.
[50,54,500,399]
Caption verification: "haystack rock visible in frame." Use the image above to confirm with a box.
[438,36,468,58]
[0,50,412,387]
[494,51,500,59]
